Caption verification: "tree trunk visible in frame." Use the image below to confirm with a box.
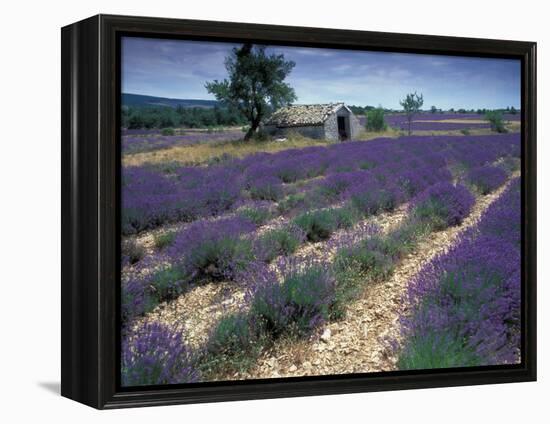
[243,115,262,141]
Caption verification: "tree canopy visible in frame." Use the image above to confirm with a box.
[205,44,297,141]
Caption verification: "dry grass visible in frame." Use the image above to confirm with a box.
[123,134,332,167]
[361,126,520,139]
[123,124,521,167]
[355,127,402,140]
[506,121,522,132]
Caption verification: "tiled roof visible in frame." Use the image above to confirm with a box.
[265,103,346,127]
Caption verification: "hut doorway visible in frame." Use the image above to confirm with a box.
[337,116,348,140]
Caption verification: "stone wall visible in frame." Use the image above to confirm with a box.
[324,106,362,141]
[349,113,362,139]
[263,105,362,142]
[324,112,339,141]
[263,124,325,140]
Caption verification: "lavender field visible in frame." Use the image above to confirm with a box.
[358,112,520,132]
[121,130,521,385]
[120,37,522,387]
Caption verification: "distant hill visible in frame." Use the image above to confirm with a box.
[122,93,218,109]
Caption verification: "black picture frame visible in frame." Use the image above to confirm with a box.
[61,14,537,409]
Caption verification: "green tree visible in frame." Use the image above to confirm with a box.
[365,107,387,132]
[430,105,438,114]
[400,92,424,136]
[206,44,297,141]
[485,110,508,133]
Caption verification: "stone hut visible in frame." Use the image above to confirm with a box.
[263,103,362,142]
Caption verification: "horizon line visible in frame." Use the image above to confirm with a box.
[122,92,521,111]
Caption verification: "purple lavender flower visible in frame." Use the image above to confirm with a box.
[395,178,521,369]
[248,258,336,336]
[168,216,256,282]
[465,165,508,194]
[410,182,475,229]
[122,133,520,234]
[121,321,199,386]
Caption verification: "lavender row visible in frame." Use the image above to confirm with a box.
[122,134,520,235]
[122,178,479,332]
[389,121,490,131]
[383,113,520,124]
[395,177,521,369]
[199,182,479,379]
[121,178,491,385]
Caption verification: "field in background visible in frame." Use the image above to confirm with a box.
[122,113,521,167]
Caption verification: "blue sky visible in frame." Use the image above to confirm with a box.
[121,36,520,110]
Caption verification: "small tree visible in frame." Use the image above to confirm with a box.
[206,44,296,141]
[399,92,424,136]
[430,105,438,114]
[510,106,518,115]
[485,110,508,133]
[365,107,387,132]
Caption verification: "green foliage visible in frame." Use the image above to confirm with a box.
[201,313,267,376]
[147,266,188,308]
[335,235,397,282]
[349,105,376,115]
[400,92,424,135]
[332,219,428,318]
[350,188,398,216]
[257,227,303,262]
[460,128,471,135]
[293,209,340,242]
[390,219,431,252]
[397,331,481,370]
[249,180,283,201]
[207,313,255,356]
[250,265,335,337]
[281,266,335,332]
[365,108,387,132]
[359,160,375,170]
[206,44,296,140]
[121,105,247,129]
[485,110,508,133]
[277,192,310,215]
[333,206,361,229]
[187,237,254,282]
[411,198,449,231]
[237,207,273,225]
[154,231,176,250]
[430,105,438,114]
[161,127,175,136]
